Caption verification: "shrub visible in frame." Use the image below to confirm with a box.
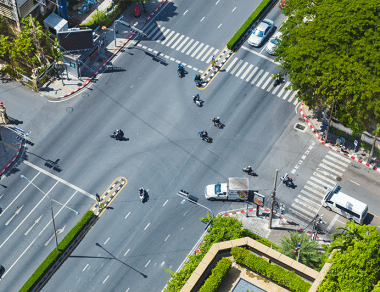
[227,0,273,50]
[198,258,232,292]
[242,229,279,250]
[19,210,94,292]
[231,246,311,292]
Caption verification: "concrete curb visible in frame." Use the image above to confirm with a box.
[300,103,379,172]
[200,48,232,87]
[53,1,167,99]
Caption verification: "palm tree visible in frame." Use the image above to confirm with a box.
[278,231,323,270]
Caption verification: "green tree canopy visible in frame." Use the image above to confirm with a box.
[277,0,380,133]
[318,220,380,292]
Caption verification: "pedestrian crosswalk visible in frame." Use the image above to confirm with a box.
[288,151,352,224]
[141,24,300,105]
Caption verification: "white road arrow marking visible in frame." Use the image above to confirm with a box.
[24,215,43,236]
[5,206,23,226]
[44,225,66,246]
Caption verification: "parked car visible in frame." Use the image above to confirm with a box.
[248,19,275,47]
[266,31,282,55]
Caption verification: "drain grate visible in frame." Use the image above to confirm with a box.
[294,123,307,132]
[336,177,342,181]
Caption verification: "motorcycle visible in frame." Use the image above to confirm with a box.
[194,74,202,87]
[177,64,184,78]
[199,131,212,143]
[281,173,294,188]
[193,94,202,107]
[110,130,124,141]
[139,188,146,202]
[242,166,257,176]
[273,76,281,86]
[211,118,223,129]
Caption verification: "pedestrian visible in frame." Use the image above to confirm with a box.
[211,55,216,67]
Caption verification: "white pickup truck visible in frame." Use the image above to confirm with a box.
[205,177,249,201]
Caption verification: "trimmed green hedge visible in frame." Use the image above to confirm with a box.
[163,215,277,292]
[227,0,273,50]
[19,210,95,292]
[198,258,232,292]
[231,246,311,292]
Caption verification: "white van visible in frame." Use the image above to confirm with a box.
[322,190,368,224]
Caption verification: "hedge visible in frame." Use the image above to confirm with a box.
[19,210,95,292]
[231,246,311,292]
[198,258,232,292]
[163,215,277,292]
[227,0,273,50]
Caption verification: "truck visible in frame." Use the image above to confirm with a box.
[205,177,249,201]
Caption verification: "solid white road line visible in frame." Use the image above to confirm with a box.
[1,188,77,279]
[325,155,349,167]
[24,161,95,200]
[103,275,109,284]
[225,57,238,72]
[230,60,243,74]
[232,7,236,11]
[83,264,89,271]
[124,249,130,256]
[251,69,264,84]
[165,234,170,241]
[24,215,42,236]
[0,181,59,249]
[245,66,258,82]
[186,41,199,55]
[240,64,253,79]
[0,172,40,217]
[104,237,110,245]
[350,180,360,186]
[196,45,209,60]
[241,45,280,65]
[218,23,222,29]
[183,10,188,15]
[145,260,151,267]
[215,0,220,4]
[5,205,23,226]
[125,212,130,219]
[181,39,193,53]
[176,36,189,51]
[171,34,184,49]
[163,200,168,206]
[126,288,130,292]
[328,151,352,163]
[200,17,205,22]
[144,223,150,230]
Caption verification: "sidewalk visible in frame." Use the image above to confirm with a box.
[299,104,380,172]
[38,0,166,99]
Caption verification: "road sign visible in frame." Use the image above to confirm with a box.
[116,16,123,24]
[354,140,358,146]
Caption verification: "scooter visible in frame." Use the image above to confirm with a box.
[178,64,184,78]
[273,76,281,86]
[110,130,124,141]
[194,74,202,87]
[281,173,294,188]
[199,131,212,143]
[211,118,223,129]
[193,94,202,107]
[139,188,146,203]
[242,166,257,176]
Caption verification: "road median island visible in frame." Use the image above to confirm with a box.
[227,0,274,50]
[19,210,95,292]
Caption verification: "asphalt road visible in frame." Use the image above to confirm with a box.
[0,0,379,292]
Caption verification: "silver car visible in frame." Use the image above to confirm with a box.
[248,19,275,47]
[266,31,282,55]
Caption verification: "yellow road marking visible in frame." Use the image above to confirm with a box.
[0,141,18,151]
[37,177,128,292]
[369,212,380,219]
[52,79,75,92]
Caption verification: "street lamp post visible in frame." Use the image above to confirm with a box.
[111,0,116,46]
[20,175,79,251]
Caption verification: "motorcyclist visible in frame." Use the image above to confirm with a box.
[211,117,220,125]
[274,76,280,86]
[177,64,184,72]
[244,166,252,173]
[194,74,201,81]
[115,129,124,140]
[200,131,208,138]
[193,94,200,102]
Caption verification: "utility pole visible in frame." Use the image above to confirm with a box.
[268,169,278,229]
[324,102,335,142]
[30,15,48,66]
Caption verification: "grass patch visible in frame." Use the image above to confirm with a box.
[19,210,94,292]
[227,0,273,50]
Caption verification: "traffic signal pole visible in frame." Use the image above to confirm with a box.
[268,169,278,229]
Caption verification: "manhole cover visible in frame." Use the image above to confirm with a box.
[294,123,307,132]
[82,92,89,98]
[336,177,342,181]
[66,107,74,113]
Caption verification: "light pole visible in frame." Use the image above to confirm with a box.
[111,0,116,46]
[20,175,79,251]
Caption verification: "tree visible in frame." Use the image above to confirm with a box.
[278,231,323,270]
[277,0,380,134]
[318,221,380,292]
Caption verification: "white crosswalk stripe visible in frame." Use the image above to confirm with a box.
[246,67,258,82]
[288,91,298,103]
[201,47,214,62]
[261,76,272,89]
[176,36,189,51]
[181,39,193,53]
[206,49,219,63]
[226,58,238,72]
[147,26,160,39]
[161,30,175,45]
[156,28,170,42]
[240,64,253,80]
[186,41,199,55]
[282,89,292,100]
[235,62,248,78]
[196,45,209,59]
[166,32,180,47]
[277,82,291,97]
[288,150,352,225]
[231,60,243,75]
[256,72,269,87]
[171,34,184,49]
[251,69,263,84]
[191,43,204,57]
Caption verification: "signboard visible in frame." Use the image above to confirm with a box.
[58,29,93,51]
[253,192,264,207]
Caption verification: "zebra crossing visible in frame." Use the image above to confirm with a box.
[140,24,300,105]
[288,151,352,224]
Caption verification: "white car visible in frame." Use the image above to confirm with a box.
[266,31,282,55]
[248,19,275,47]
